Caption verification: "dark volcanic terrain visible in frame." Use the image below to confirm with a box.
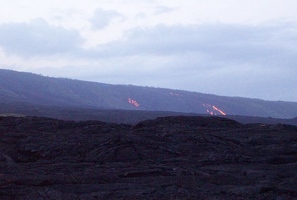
[0,116,297,199]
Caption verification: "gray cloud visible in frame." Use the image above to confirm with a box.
[0,19,84,57]
[90,8,124,30]
[3,19,296,69]
[93,23,297,68]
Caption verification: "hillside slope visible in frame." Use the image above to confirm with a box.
[1,69,297,118]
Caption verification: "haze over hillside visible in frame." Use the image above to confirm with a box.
[1,69,297,119]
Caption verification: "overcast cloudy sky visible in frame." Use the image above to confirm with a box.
[0,0,297,101]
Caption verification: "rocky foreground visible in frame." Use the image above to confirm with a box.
[0,116,296,199]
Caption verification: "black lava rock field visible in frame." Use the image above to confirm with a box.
[0,116,296,199]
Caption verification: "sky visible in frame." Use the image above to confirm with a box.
[0,0,297,102]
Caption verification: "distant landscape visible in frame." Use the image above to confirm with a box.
[1,69,297,199]
[1,69,297,124]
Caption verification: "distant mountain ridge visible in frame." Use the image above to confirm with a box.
[1,69,297,118]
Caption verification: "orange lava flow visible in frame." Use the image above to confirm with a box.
[128,98,140,107]
[212,106,226,116]
[203,103,226,116]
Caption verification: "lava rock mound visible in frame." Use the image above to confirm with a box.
[134,116,242,128]
[0,116,296,199]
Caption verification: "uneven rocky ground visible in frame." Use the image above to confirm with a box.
[0,116,296,199]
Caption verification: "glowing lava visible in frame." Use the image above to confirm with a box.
[212,106,226,116]
[203,103,226,116]
[128,98,140,108]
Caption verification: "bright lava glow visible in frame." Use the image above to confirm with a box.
[212,106,226,116]
[203,104,226,116]
[128,98,140,108]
